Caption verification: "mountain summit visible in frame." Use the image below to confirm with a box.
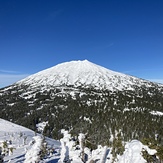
[16,60,153,92]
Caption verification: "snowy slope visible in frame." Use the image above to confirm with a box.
[0,118,60,163]
[16,60,155,92]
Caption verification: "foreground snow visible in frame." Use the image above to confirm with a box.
[0,118,60,163]
[57,130,157,163]
[0,119,157,163]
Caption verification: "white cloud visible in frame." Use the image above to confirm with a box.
[149,79,163,84]
[0,69,20,74]
[0,74,29,88]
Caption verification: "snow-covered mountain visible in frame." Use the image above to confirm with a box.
[16,60,156,92]
[0,60,163,162]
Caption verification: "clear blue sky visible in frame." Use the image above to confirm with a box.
[0,0,163,88]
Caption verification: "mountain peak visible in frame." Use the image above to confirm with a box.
[16,60,152,91]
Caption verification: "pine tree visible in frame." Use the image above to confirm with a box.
[156,145,163,163]
[24,136,47,163]
[111,133,124,162]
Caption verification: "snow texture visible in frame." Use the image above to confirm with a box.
[16,60,153,94]
[150,111,163,116]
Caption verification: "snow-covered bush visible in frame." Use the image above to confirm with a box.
[0,140,15,162]
[0,140,15,156]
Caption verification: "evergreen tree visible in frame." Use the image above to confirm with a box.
[24,136,47,163]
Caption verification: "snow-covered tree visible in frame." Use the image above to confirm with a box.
[100,146,109,163]
[58,130,111,163]
[24,136,47,163]
[58,129,72,163]
[118,140,157,163]
[78,133,86,162]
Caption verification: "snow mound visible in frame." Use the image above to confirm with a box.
[118,140,157,163]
